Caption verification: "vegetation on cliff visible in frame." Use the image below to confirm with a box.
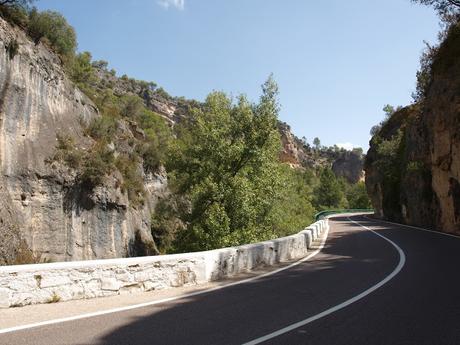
[366,1,460,231]
[0,0,370,258]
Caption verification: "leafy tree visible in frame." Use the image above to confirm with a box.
[411,0,460,16]
[0,0,33,6]
[370,104,402,136]
[119,94,143,118]
[412,42,439,102]
[162,76,284,251]
[313,137,321,150]
[79,142,115,188]
[382,104,396,118]
[270,166,316,237]
[0,0,32,27]
[28,9,77,57]
[68,51,96,86]
[137,109,172,173]
[313,168,345,210]
[346,182,371,209]
[92,60,109,71]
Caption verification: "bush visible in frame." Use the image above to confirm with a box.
[115,154,145,206]
[28,9,77,58]
[47,134,82,169]
[165,77,285,252]
[86,115,118,141]
[68,51,96,86]
[346,182,371,209]
[79,143,115,188]
[137,109,172,172]
[270,166,316,237]
[313,168,346,210]
[0,1,31,28]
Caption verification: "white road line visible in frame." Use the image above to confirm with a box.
[0,221,330,335]
[363,215,460,239]
[242,216,406,345]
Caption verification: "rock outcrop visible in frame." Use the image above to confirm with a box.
[0,17,166,264]
[278,122,365,182]
[332,151,364,184]
[365,21,460,234]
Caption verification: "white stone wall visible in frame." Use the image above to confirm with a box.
[0,220,328,308]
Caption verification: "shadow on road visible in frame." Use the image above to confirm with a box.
[85,215,400,345]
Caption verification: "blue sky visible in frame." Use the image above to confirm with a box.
[37,0,439,150]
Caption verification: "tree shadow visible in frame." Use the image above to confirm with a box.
[62,215,400,345]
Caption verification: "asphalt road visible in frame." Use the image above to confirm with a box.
[2,215,460,345]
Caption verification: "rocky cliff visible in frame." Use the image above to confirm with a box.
[0,17,166,264]
[278,122,364,183]
[365,20,460,234]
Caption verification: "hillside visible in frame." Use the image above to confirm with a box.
[0,6,366,264]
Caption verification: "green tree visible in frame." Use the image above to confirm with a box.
[0,0,33,6]
[0,0,33,27]
[162,76,284,251]
[313,168,345,210]
[411,0,460,15]
[68,51,96,86]
[313,137,321,150]
[270,166,316,237]
[346,182,371,209]
[28,9,77,57]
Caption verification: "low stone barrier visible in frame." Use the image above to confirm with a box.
[0,219,328,308]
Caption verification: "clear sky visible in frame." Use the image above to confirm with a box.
[37,0,440,150]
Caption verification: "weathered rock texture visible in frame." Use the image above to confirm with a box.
[278,122,365,181]
[0,18,166,264]
[0,219,327,308]
[365,22,460,234]
[332,150,364,184]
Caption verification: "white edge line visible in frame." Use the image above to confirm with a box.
[363,215,460,239]
[0,221,330,335]
[242,216,406,345]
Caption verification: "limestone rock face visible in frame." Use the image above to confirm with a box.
[365,22,460,234]
[0,18,166,264]
[278,122,365,181]
[332,151,364,184]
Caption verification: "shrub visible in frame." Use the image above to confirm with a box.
[86,115,118,141]
[47,134,82,169]
[79,143,115,188]
[28,9,77,58]
[346,182,372,209]
[313,168,346,210]
[0,1,31,27]
[119,94,143,118]
[115,154,145,206]
[137,109,172,172]
[68,51,96,86]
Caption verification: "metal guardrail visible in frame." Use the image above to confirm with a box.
[314,209,374,221]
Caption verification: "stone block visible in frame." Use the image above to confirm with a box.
[0,287,10,308]
[101,277,121,291]
[40,275,72,288]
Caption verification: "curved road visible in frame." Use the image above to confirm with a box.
[2,215,460,344]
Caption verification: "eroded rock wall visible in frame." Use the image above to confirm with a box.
[0,18,166,264]
[365,22,460,234]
